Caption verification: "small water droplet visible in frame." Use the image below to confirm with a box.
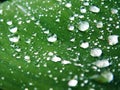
[68,79,78,87]
[65,3,72,8]
[7,21,12,25]
[89,6,100,13]
[68,25,74,31]
[111,8,118,14]
[78,21,89,31]
[9,27,18,33]
[51,56,61,62]
[108,35,119,45]
[24,55,31,63]
[80,8,87,13]
[80,42,89,49]
[96,21,103,28]
[47,35,57,43]
[9,36,20,43]
[0,9,3,15]
[90,48,102,57]
[61,60,71,65]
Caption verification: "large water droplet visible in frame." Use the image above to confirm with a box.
[93,59,110,68]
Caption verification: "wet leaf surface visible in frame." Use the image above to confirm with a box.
[0,0,120,90]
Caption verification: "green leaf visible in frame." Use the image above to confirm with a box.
[0,0,120,90]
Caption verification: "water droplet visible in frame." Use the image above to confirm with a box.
[18,21,22,25]
[15,48,21,52]
[78,21,89,31]
[101,71,113,82]
[90,48,102,57]
[61,60,71,65]
[68,25,74,31]
[65,3,72,8]
[51,56,61,62]
[91,71,114,83]
[57,0,62,2]
[9,27,18,33]
[111,8,118,14]
[48,52,54,56]
[24,55,31,63]
[70,38,75,42]
[49,88,53,90]
[69,16,75,21]
[108,35,119,45]
[1,77,5,80]
[80,8,87,13]
[25,39,31,44]
[26,20,31,23]
[24,88,29,90]
[84,80,88,84]
[83,2,89,6]
[0,9,3,14]
[24,55,30,60]
[93,59,110,68]
[56,18,60,22]
[7,21,12,25]
[29,82,33,86]
[68,79,78,87]
[9,36,20,43]
[47,35,57,43]
[80,42,89,49]
[89,6,100,13]
[96,21,103,28]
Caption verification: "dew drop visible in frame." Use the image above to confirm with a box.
[108,35,119,45]
[111,8,118,14]
[47,35,57,43]
[51,56,61,62]
[7,21,12,25]
[24,88,29,90]
[69,16,75,21]
[68,79,78,87]
[9,36,20,43]
[61,60,71,65]
[70,38,75,42]
[24,55,30,60]
[65,3,72,8]
[1,77,5,80]
[80,42,89,49]
[48,52,54,56]
[9,27,18,33]
[68,25,74,31]
[78,21,89,31]
[83,2,89,6]
[93,59,110,68]
[90,48,102,57]
[80,8,87,13]
[101,71,114,83]
[89,6,100,13]
[96,21,103,28]
[91,71,114,83]
[0,9,3,14]
[24,55,31,63]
